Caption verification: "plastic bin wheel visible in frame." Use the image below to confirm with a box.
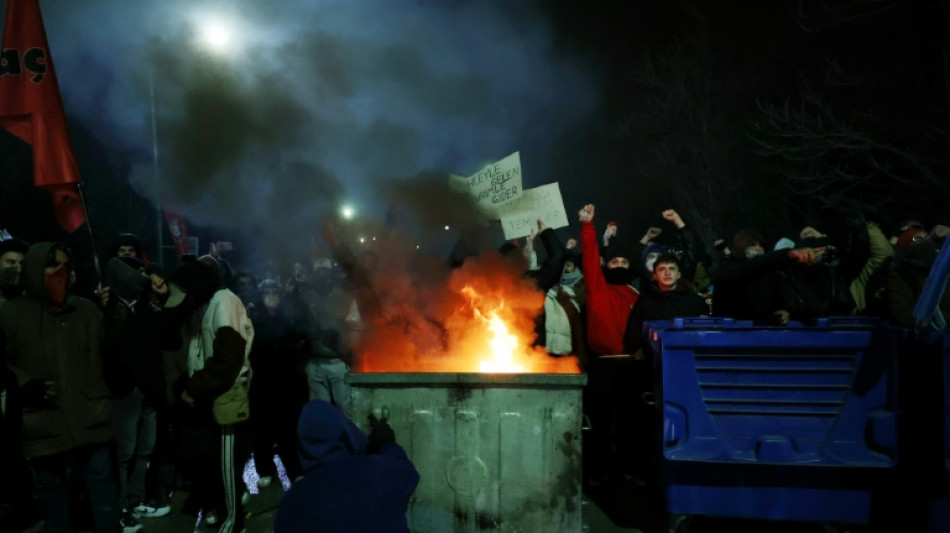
[667,513,691,533]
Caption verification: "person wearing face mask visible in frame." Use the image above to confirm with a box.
[886,228,949,327]
[0,234,43,533]
[0,243,127,533]
[0,236,28,308]
[164,257,253,533]
[634,243,666,292]
[712,229,820,324]
[247,279,310,487]
[101,255,172,526]
[780,227,857,321]
[543,253,587,364]
[578,204,639,489]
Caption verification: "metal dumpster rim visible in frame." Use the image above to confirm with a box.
[347,371,587,388]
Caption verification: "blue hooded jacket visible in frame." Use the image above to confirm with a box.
[275,400,420,533]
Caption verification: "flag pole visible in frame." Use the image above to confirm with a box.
[75,182,102,283]
[150,72,164,265]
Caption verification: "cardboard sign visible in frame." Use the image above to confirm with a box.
[498,182,569,240]
[449,152,522,218]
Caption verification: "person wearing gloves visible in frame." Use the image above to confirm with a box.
[275,399,420,533]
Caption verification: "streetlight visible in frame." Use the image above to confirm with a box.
[188,9,246,59]
[198,21,233,54]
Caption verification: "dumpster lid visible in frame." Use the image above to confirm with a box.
[913,238,949,331]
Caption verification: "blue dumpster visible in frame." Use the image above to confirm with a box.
[899,240,950,532]
[646,316,899,531]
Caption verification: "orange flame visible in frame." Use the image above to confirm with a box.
[354,251,580,374]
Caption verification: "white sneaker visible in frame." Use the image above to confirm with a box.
[257,475,273,489]
[204,511,218,526]
[133,499,172,518]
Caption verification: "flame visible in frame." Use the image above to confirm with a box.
[354,250,581,374]
[476,309,524,373]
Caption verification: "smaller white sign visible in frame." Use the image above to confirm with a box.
[498,182,569,240]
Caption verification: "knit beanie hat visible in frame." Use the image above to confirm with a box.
[603,239,633,264]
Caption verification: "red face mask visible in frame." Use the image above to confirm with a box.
[44,266,69,307]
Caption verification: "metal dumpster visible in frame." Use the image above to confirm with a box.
[646,316,899,532]
[348,372,587,533]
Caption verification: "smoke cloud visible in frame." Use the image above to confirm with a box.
[34,0,598,266]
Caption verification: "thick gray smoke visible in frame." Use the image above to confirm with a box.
[34,0,598,265]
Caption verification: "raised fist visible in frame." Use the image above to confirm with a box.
[578,204,595,223]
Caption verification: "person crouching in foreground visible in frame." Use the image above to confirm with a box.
[275,399,420,533]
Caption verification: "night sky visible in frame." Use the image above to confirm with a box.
[2,0,948,278]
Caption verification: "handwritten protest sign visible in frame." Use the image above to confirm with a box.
[449,152,522,218]
[498,182,569,240]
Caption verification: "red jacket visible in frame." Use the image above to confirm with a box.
[580,221,638,355]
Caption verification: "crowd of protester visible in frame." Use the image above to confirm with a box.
[0,201,947,532]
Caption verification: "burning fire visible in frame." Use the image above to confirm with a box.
[354,251,580,374]
[467,291,525,373]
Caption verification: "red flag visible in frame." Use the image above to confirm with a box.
[164,207,190,257]
[0,0,85,233]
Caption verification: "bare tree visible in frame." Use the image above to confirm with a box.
[617,4,783,250]
[749,76,949,217]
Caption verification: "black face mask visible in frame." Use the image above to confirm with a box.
[603,266,633,286]
[0,266,21,290]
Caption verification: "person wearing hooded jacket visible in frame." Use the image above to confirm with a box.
[780,227,856,321]
[499,219,569,352]
[0,242,126,532]
[0,235,28,307]
[274,399,420,533]
[0,235,42,533]
[101,255,170,522]
[886,228,950,327]
[165,256,254,533]
[712,229,819,324]
[247,278,310,487]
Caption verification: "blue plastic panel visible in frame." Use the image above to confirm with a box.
[650,318,897,466]
[647,318,899,524]
[942,333,950,473]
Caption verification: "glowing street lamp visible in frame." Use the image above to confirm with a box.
[188,9,248,59]
[341,205,355,220]
[198,21,233,54]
